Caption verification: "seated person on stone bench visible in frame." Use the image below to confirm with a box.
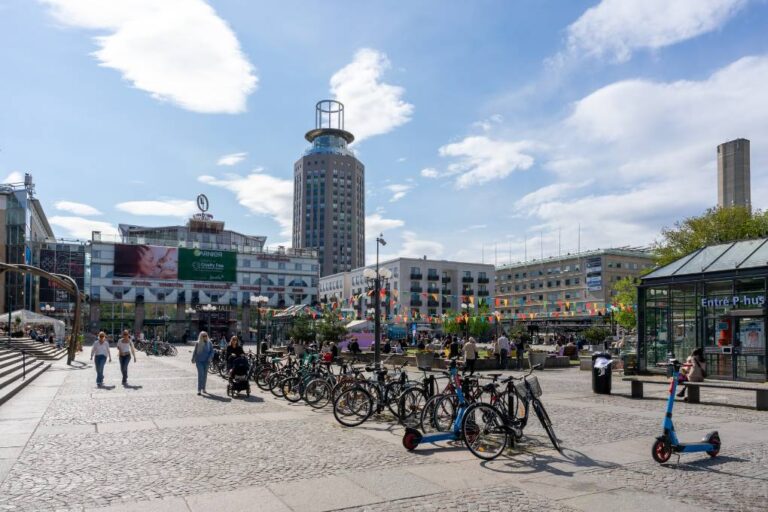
[677,348,706,400]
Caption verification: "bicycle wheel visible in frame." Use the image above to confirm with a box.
[398,387,427,428]
[433,394,458,432]
[269,373,285,397]
[462,403,509,461]
[420,394,444,433]
[532,399,560,452]
[385,381,406,418]
[304,379,332,409]
[282,376,303,403]
[255,367,273,390]
[333,386,373,427]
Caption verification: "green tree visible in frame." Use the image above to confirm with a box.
[315,309,349,344]
[583,326,611,345]
[612,277,639,331]
[655,206,768,267]
[287,314,316,344]
[508,323,532,343]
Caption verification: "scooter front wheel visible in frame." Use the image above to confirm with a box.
[652,437,672,463]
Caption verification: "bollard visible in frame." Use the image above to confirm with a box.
[21,350,26,380]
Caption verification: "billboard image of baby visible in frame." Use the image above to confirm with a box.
[114,245,178,279]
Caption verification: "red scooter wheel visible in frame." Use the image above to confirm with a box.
[706,433,721,457]
[652,437,672,463]
[402,428,422,451]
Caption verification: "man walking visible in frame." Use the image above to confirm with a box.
[90,331,112,387]
[497,332,511,370]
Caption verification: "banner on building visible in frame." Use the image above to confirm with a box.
[114,245,179,279]
[178,248,236,282]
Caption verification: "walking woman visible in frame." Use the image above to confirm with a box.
[463,336,478,376]
[116,330,137,386]
[191,331,214,395]
[90,331,112,387]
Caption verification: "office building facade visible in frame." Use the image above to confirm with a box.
[320,258,495,321]
[495,248,655,331]
[717,138,751,209]
[88,213,319,340]
[293,100,365,277]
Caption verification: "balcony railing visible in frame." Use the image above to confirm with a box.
[478,277,490,284]
[410,273,423,280]
[427,274,439,281]
[427,299,439,307]
[478,290,490,297]
[410,299,423,307]
[441,301,452,309]
[461,289,473,296]
[410,286,423,293]
[441,288,451,295]
[441,277,451,284]
[462,276,474,283]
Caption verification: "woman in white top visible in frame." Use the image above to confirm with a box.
[116,330,137,386]
[90,331,112,387]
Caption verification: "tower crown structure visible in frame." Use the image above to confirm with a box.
[293,100,365,277]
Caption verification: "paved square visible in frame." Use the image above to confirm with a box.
[0,350,766,512]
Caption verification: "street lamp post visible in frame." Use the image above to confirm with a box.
[184,307,195,340]
[250,295,268,357]
[363,234,390,369]
[201,304,217,336]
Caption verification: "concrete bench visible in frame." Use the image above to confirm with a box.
[622,376,768,411]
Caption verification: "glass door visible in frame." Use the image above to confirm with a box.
[734,317,766,381]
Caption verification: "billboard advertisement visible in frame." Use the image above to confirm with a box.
[178,248,236,282]
[586,275,603,292]
[114,245,178,279]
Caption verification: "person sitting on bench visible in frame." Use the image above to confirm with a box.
[677,348,706,400]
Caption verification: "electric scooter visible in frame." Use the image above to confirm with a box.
[402,358,467,450]
[652,358,721,463]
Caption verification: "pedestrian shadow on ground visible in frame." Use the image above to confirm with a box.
[122,384,143,390]
[203,393,232,402]
[480,446,616,477]
[97,385,116,390]
[66,361,90,370]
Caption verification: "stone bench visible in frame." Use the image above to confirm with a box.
[622,376,768,411]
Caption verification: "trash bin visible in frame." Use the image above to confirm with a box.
[592,352,612,394]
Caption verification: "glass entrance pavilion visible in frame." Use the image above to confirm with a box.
[638,238,768,382]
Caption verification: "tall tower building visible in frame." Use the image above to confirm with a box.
[717,138,751,209]
[293,100,365,277]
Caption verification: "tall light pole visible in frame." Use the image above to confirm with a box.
[250,295,268,356]
[201,304,217,336]
[364,234,390,369]
[184,307,195,340]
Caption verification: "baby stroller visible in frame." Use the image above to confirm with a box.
[227,355,251,397]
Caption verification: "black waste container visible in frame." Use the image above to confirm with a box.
[592,352,612,394]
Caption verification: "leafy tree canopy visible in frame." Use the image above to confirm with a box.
[654,206,768,267]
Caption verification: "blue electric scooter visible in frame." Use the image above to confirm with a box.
[402,359,467,451]
[652,358,721,463]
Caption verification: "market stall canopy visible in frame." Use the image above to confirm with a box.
[346,319,373,332]
[2,309,65,339]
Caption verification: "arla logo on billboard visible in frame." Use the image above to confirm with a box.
[700,295,766,308]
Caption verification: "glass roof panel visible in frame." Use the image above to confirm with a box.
[706,239,767,272]
[739,238,768,269]
[643,250,701,279]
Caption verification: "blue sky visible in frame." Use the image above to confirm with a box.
[1,0,767,265]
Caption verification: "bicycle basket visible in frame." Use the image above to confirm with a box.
[513,380,527,398]
[526,376,542,398]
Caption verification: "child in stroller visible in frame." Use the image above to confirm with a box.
[227,354,251,397]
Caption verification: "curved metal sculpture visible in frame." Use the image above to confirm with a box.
[0,262,85,365]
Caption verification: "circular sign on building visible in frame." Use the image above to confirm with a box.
[197,194,209,213]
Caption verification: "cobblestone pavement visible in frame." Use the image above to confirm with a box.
[330,486,581,512]
[0,354,766,512]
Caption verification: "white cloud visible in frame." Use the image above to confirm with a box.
[217,152,247,166]
[438,136,535,189]
[115,199,197,217]
[42,0,257,114]
[472,114,504,132]
[385,183,412,202]
[365,213,404,240]
[397,157,407,163]
[521,54,768,250]
[199,171,293,236]
[398,231,444,259]
[54,200,102,216]
[330,48,413,142]
[1,171,24,183]
[420,167,439,179]
[49,216,118,240]
[564,0,748,63]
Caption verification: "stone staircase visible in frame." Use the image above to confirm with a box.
[5,338,67,361]
[0,343,54,406]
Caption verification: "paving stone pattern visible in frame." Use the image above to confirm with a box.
[330,486,581,512]
[584,442,768,512]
